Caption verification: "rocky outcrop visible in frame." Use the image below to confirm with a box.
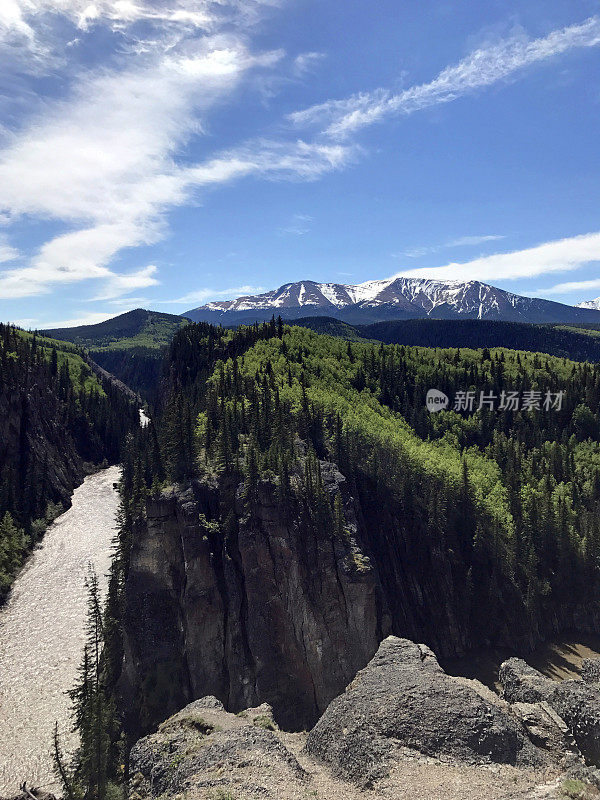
[120,445,600,738]
[499,658,555,704]
[582,658,600,686]
[551,681,600,768]
[306,636,546,787]
[500,657,600,769]
[128,641,600,800]
[120,461,386,732]
[129,697,308,800]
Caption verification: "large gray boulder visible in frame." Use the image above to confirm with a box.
[129,697,307,800]
[551,681,600,767]
[582,658,600,686]
[499,658,555,704]
[305,636,545,787]
[499,657,600,768]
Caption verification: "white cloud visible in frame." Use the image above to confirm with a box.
[447,234,505,247]
[279,212,313,235]
[42,311,120,328]
[393,232,600,283]
[0,7,355,303]
[289,16,600,139]
[539,277,600,295]
[293,51,325,76]
[0,234,18,263]
[92,265,159,300]
[162,284,266,305]
[395,234,505,259]
[0,1,280,51]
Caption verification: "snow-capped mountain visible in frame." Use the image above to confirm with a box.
[185,278,600,325]
[576,297,600,311]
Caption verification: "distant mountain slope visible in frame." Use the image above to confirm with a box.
[185,278,600,325]
[42,308,188,350]
[292,316,600,362]
[42,309,190,403]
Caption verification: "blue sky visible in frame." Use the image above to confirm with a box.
[0,0,599,327]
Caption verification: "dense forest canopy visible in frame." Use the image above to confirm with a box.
[55,318,600,798]
[121,318,600,637]
[294,316,600,363]
[0,324,139,600]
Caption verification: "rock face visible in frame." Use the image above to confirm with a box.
[129,697,308,800]
[499,658,555,704]
[552,681,600,768]
[306,637,546,786]
[128,641,600,800]
[582,658,600,686]
[0,381,84,513]
[120,446,600,738]
[500,657,600,768]
[120,461,386,732]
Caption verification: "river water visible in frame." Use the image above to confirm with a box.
[0,466,120,794]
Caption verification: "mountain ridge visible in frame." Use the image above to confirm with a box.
[185,277,600,325]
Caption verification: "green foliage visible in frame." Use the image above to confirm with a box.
[74,316,600,797]
[0,322,139,602]
[560,778,599,799]
[295,316,600,363]
[43,309,188,351]
[56,570,122,800]
[0,512,26,598]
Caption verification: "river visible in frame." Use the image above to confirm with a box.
[0,466,120,795]
[2,459,600,793]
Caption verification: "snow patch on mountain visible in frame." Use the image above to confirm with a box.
[576,297,600,311]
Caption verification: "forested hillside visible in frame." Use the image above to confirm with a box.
[295,316,600,362]
[153,320,600,631]
[62,317,600,798]
[0,324,139,600]
[43,309,189,403]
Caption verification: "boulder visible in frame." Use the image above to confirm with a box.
[499,657,555,704]
[305,636,546,787]
[582,658,600,686]
[499,657,600,768]
[510,701,578,761]
[129,697,306,800]
[551,680,600,767]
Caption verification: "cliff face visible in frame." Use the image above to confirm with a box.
[0,381,84,511]
[120,460,385,732]
[120,449,600,736]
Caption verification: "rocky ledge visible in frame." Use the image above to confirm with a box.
[128,636,600,800]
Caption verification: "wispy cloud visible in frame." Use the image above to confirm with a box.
[447,234,505,248]
[92,265,160,301]
[0,23,353,300]
[293,51,325,76]
[0,234,18,263]
[538,277,600,295]
[279,213,313,235]
[162,284,266,306]
[396,233,505,259]
[0,1,282,57]
[289,16,600,139]
[41,311,120,329]
[393,232,600,283]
